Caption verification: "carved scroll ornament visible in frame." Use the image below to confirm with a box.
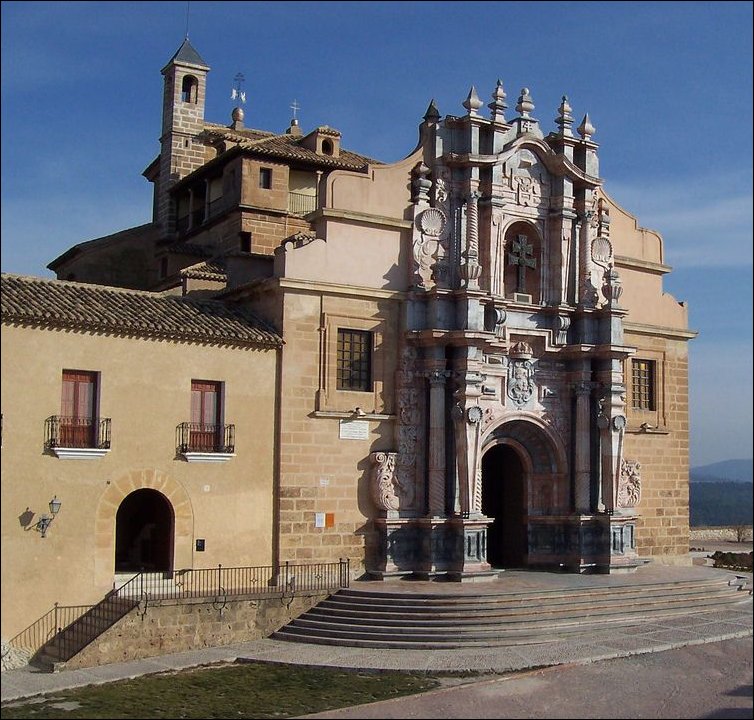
[370,451,400,512]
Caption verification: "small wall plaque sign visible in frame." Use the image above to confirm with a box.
[339,420,369,440]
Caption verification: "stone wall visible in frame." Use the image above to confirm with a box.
[690,527,752,542]
[64,591,328,670]
[624,335,691,565]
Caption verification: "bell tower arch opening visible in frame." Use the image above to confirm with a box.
[115,489,174,573]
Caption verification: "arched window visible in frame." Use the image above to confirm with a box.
[321,138,334,156]
[181,75,198,104]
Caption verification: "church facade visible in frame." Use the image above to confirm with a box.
[1,39,696,640]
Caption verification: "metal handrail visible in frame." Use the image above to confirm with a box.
[6,559,350,664]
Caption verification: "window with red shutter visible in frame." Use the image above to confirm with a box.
[190,380,222,451]
[61,370,97,447]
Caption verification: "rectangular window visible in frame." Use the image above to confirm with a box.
[259,167,272,189]
[61,370,97,447]
[336,329,372,392]
[190,380,222,451]
[631,359,656,411]
[239,231,252,253]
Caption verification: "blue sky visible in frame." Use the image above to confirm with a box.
[1,1,752,466]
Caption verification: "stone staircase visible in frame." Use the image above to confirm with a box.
[272,575,750,649]
[32,572,180,671]
[33,594,138,671]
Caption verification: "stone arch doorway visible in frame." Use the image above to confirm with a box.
[481,417,568,569]
[482,444,527,568]
[115,489,174,572]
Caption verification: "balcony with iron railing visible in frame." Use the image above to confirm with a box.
[45,416,111,460]
[176,422,235,462]
[288,190,317,216]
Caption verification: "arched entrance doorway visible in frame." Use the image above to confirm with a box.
[115,489,174,572]
[482,444,527,567]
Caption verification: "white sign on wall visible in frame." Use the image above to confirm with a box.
[315,512,326,528]
[339,420,369,440]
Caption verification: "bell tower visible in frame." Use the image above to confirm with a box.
[156,38,210,235]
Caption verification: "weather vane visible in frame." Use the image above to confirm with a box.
[231,73,246,104]
[291,99,300,119]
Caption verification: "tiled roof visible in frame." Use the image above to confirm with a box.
[48,223,158,271]
[166,241,214,257]
[180,260,227,281]
[203,124,383,170]
[1,274,280,349]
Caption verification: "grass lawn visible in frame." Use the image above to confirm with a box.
[0,661,450,719]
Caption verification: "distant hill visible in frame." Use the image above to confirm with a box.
[690,481,753,527]
[690,458,753,484]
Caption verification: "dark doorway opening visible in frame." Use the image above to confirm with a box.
[115,489,173,572]
[482,444,527,568]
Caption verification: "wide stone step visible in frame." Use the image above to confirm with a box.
[305,592,745,627]
[319,585,736,614]
[331,579,733,606]
[272,574,749,650]
[274,600,743,648]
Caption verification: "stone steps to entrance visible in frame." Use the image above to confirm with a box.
[273,575,749,649]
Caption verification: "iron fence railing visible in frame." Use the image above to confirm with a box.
[288,191,317,215]
[5,603,92,660]
[114,559,350,601]
[5,559,350,665]
[45,416,111,449]
[176,422,235,454]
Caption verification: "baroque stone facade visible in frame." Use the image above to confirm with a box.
[2,37,696,645]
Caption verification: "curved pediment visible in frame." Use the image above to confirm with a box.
[498,136,601,187]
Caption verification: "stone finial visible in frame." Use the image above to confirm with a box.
[488,79,507,123]
[555,95,573,136]
[578,113,596,140]
[231,106,245,130]
[462,86,484,116]
[515,87,535,117]
[411,162,432,204]
[423,99,440,123]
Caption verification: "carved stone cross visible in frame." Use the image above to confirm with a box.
[508,235,536,293]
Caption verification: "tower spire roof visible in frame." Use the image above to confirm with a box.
[166,38,209,69]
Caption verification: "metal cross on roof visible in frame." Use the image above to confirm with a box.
[508,234,537,294]
[291,99,300,119]
[231,72,246,104]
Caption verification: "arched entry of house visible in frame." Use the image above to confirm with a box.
[115,489,174,572]
[481,418,566,569]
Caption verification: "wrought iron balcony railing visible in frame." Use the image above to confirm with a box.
[176,422,235,454]
[45,416,111,449]
[288,191,317,216]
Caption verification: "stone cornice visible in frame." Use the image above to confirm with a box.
[623,322,698,341]
[614,255,672,276]
[307,208,412,230]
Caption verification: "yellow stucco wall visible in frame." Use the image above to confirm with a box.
[0,324,278,639]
